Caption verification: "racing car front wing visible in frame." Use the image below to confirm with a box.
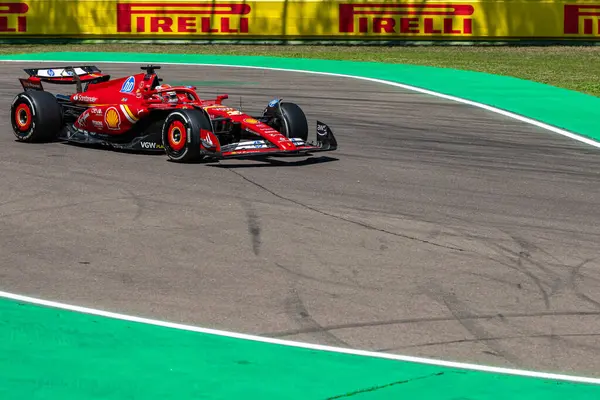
[216,120,338,159]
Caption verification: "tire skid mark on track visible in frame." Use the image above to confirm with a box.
[243,202,262,256]
[492,243,552,310]
[479,233,599,312]
[264,310,600,338]
[567,259,600,309]
[120,186,146,223]
[415,220,598,313]
[378,333,600,352]
[424,284,522,366]
[284,287,352,348]
[226,168,467,252]
[273,262,377,291]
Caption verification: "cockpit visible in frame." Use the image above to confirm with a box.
[141,65,200,104]
[146,84,199,104]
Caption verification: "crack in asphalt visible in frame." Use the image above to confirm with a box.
[227,169,466,253]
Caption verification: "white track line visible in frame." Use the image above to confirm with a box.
[1,58,600,386]
[2,58,599,149]
[1,289,600,385]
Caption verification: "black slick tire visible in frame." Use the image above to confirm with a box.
[161,109,211,163]
[11,91,62,143]
[279,102,309,141]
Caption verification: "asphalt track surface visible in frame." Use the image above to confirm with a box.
[1,62,600,377]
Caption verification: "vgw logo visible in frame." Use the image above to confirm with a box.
[0,2,28,33]
[116,2,251,34]
[564,5,600,34]
[120,76,135,93]
[140,142,162,149]
[338,3,474,35]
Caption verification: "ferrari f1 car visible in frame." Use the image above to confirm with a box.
[10,65,337,162]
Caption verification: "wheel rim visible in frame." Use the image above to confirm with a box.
[14,103,32,132]
[167,120,187,154]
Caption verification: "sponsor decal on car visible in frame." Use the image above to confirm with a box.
[206,106,240,114]
[200,129,215,148]
[244,118,258,124]
[120,76,135,93]
[104,107,121,130]
[225,140,272,151]
[92,120,104,129]
[73,94,98,103]
[317,122,328,136]
[140,142,163,149]
[204,105,228,111]
[76,110,90,127]
[19,79,42,91]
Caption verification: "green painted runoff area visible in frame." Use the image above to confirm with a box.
[1,51,599,143]
[1,298,599,399]
[1,52,600,398]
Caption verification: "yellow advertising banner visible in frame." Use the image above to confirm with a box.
[1,0,600,40]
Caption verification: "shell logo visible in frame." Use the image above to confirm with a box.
[105,107,121,130]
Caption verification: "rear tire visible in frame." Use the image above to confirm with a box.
[161,109,210,163]
[11,91,62,142]
[278,102,309,141]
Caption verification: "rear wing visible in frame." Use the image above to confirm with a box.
[20,66,111,93]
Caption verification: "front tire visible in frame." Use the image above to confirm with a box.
[278,102,309,141]
[11,91,62,143]
[161,109,211,163]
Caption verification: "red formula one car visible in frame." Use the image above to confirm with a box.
[10,65,338,162]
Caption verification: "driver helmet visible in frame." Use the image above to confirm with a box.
[163,91,178,103]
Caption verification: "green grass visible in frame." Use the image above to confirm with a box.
[1,44,599,97]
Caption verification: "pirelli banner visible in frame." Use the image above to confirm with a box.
[1,0,600,40]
